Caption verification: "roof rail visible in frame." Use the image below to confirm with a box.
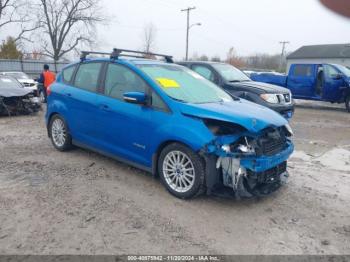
[80,48,174,63]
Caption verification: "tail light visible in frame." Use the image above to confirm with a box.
[47,85,52,96]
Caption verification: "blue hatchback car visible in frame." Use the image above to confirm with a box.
[46,49,294,199]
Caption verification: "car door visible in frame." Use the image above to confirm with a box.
[286,64,316,98]
[64,61,104,145]
[95,62,162,167]
[322,64,345,102]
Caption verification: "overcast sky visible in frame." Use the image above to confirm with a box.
[97,0,350,60]
[2,0,350,60]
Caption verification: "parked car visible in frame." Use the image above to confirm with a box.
[46,49,294,199]
[250,63,350,112]
[178,62,294,120]
[0,72,38,92]
[0,75,41,116]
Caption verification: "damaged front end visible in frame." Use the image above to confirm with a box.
[0,92,41,116]
[200,119,294,198]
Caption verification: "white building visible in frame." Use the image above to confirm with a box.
[286,44,350,71]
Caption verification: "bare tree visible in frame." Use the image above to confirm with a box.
[142,23,156,53]
[0,0,38,44]
[226,47,246,68]
[33,0,105,61]
[0,0,20,30]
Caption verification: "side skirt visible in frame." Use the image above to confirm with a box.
[72,140,153,174]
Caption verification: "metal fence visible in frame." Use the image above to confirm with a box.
[0,59,70,78]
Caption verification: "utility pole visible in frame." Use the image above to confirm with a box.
[181,7,196,60]
[279,41,290,71]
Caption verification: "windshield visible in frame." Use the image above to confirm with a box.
[334,64,350,77]
[212,63,251,82]
[138,64,233,104]
[5,72,30,79]
[0,76,23,88]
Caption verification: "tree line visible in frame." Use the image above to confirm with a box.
[190,47,288,72]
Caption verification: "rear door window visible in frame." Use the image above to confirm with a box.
[74,63,103,92]
[293,65,313,77]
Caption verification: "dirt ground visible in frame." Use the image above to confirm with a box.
[0,100,350,255]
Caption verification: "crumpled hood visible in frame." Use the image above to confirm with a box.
[229,81,290,94]
[180,99,288,133]
[0,87,33,98]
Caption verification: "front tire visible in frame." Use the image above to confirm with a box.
[346,95,350,113]
[158,143,205,199]
[49,115,72,151]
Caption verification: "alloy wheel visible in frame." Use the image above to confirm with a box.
[51,118,66,147]
[162,150,195,193]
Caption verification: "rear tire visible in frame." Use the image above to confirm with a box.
[346,95,350,113]
[158,143,205,199]
[49,115,72,151]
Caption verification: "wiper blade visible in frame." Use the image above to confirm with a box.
[229,80,251,83]
[171,97,188,103]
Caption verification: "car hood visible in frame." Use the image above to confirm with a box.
[18,79,36,83]
[0,87,33,97]
[228,81,290,94]
[179,99,288,133]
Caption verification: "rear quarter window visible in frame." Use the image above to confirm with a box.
[62,65,77,83]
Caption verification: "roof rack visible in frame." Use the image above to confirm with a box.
[80,48,174,63]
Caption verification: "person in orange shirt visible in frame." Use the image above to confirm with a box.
[38,64,56,103]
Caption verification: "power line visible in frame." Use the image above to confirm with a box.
[181,7,196,60]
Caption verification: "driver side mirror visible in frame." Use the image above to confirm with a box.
[332,73,343,80]
[123,91,147,105]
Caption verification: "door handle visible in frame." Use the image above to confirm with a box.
[65,93,72,97]
[99,104,110,112]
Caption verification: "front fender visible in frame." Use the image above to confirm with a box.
[151,117,215,154]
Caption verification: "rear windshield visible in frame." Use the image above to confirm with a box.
[0,76,23,88]
[137,64,233,104]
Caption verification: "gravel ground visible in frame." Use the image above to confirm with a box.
[0,100,349,255]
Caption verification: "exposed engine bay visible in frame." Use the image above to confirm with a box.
[201,119,294,198]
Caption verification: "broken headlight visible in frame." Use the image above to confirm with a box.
[203,118,247,136]
[225,137,256,155]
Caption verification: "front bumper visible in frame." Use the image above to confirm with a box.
[204,142,294,198]
[241,141,294,172]
[265,101,295,120]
